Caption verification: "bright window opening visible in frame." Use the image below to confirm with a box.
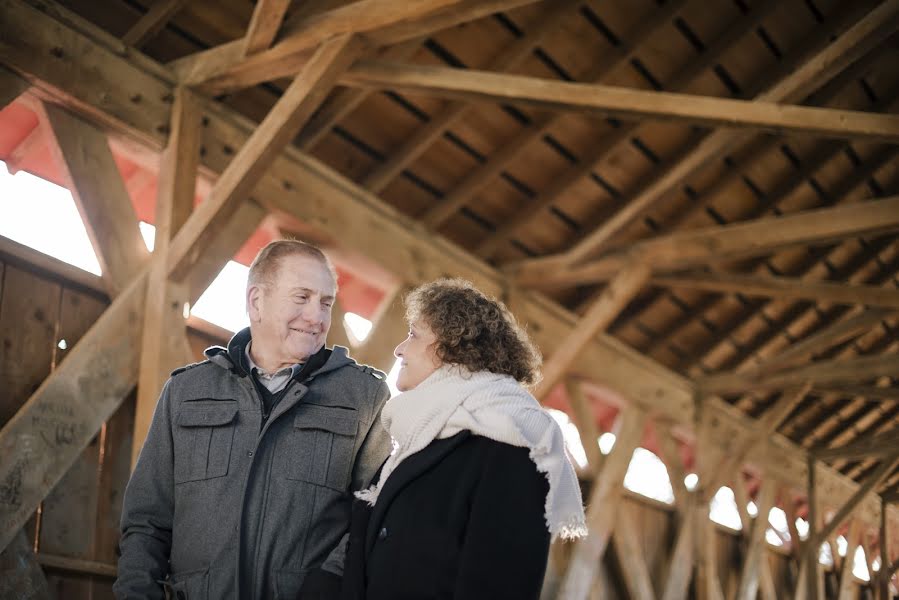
[547,409,588,469]
[747,501,758,517]
[344,312,373,344]
[768,506,791,543]
[819,542,834,567]
[0,162,101,274]
[623,448,675,504]
[684,473,699,491]
[766,528,784,547]
[854,546,870,582]
[385,358,401,398]
[710,486,743,531]
[796,517,810,540]
[836,535,848,558]
[598,432,616,455]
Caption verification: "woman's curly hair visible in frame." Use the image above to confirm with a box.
[404,279,542,386]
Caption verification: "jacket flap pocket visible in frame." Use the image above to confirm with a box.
[293,404,356,436]
[177,405,238,427]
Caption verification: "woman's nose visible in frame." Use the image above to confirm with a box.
[394,339,406,358]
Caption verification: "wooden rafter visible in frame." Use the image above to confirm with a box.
[813,427,899,461]
[534,261,651,399]
[242,0,292,56]
[809,455,899,550]
[360,0,580,194]
[811,385,899,402]
[169,0,489,93]
[513,0,899,272]
[296,38,422,150]
[167,33,362,282]
[700,353,899,395]
[343,59,899,141]
[472,0,772,256]
[121,0,185,48]
[419,0,694,231]
[512,196,899,289]
[653,271,899,310]
[753,308,894,375]
[5,0,899,555]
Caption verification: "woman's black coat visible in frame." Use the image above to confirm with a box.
[341,430,551,600]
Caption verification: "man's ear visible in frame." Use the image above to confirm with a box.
[247,284,264,323]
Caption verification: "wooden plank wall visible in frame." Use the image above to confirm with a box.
[0,246,219,599]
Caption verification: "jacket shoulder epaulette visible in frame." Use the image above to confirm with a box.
[170,360,210,378]
[351,363,386,381]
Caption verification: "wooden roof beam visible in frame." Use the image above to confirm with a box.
[700,353,899,396]
[343,59,899,141]
[813,427,899,461]
[652,271,899,310]
[751,308,894,375]
[167,33,362,282]
[808,455,899,549]
[811,385,899,402]
[242,0,292,56]
[512,0,899,272]
[534,262,651,399]
[359,0,582,194]
[295,38,422,150]
[42,103,150,297]
[510,195,899,289]
[170,0,530,93]
[419,0,698,230]
[121,0,185,49]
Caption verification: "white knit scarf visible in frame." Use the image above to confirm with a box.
[356,365,588,541]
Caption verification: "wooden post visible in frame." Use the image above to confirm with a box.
[836,519,861,600]
[564,378,603,471]
[881,496,890,600]
[559,405,647,600]
[804,455,821,600]
[133,87,201,467]
[737,478,776,600]
[612,504,657,600]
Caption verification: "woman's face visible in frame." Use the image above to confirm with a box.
[394,319,443,391]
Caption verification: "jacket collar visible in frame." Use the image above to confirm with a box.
[365,430,471,555]
[204,327,353,382]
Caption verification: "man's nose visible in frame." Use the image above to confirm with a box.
[301,302,323,323]
[394,340,406,358]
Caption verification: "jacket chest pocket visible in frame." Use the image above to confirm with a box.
[284,404,358,491]
[174,403,239,484]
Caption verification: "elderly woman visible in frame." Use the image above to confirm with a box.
[341,279,586,600]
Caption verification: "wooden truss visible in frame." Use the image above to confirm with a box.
[0,0,897,597]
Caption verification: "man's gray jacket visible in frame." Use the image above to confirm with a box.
[114,329,391,599]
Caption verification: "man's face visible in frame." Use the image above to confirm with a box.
[247,255,336,366]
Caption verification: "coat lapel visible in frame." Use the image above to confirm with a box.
[365,431,471,554]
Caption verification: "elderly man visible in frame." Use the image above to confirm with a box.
[114,240,391,599]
